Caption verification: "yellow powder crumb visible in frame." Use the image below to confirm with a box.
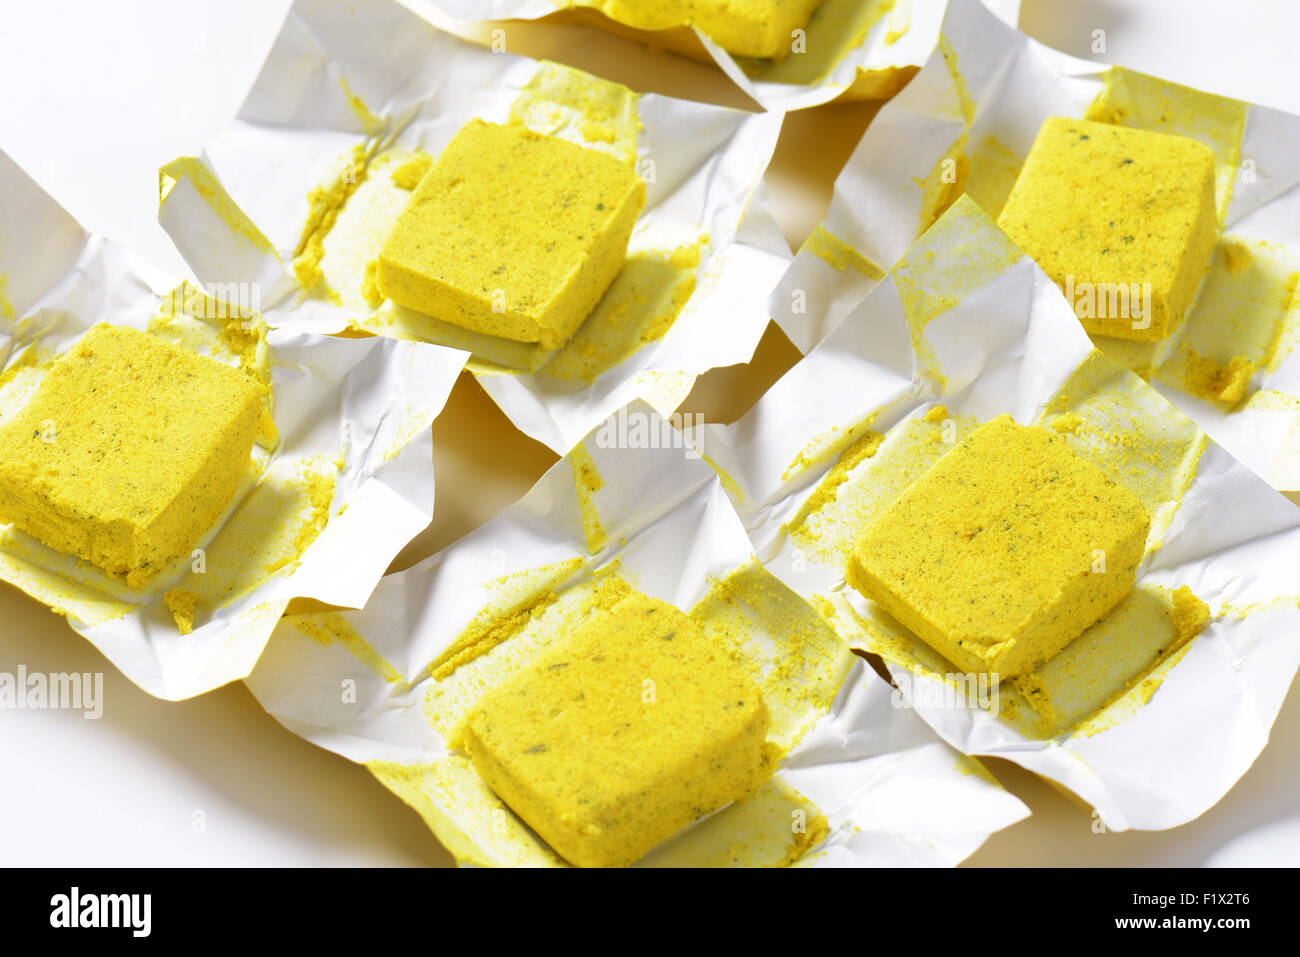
[164,588,201,635]
[1183,350,1256,405]
[360,259,385,308]
[390,152,433,190]
[923,404,949,424]
[1170,585,1211,646]
[1223,238,1252,274]
[1050,412,1083,434]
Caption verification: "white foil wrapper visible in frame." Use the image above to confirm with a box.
[0,149,467,700]
[157,0,791,455]
[246,400,1028,866]
[409,0,1019,111]
[773,0,1300,489]
[702,196,1300,831]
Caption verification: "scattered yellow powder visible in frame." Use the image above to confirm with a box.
[337,76,383,134]
[788,430,884,531]
[157,157,277,257]
[292,610,407,687]
[570,444,606,552]
[429,590,562,682]
[264,466,335,575]
[293,144,374,303]
[802,227,885,279]
[1005,583,1210,739]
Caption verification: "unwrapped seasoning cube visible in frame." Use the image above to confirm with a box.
[376,119,646,350]
[0,324,265,586]
[464,592,772,867]
[621,0,827,60]
[847,415,1150,679]
[998,116,1217,342]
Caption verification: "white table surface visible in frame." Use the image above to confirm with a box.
[1,0,1298,866]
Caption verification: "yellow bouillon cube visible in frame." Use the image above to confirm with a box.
[848,415,1150,679]
[0,324,265,586]
[377,119,645,350]
[998,116,1217,342]
[464,592,772,867]
[606,0,827,59]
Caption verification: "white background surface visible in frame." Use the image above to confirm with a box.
[1,0,1299,866]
